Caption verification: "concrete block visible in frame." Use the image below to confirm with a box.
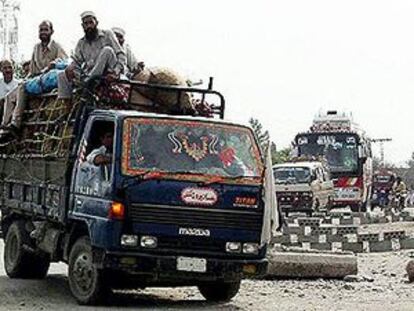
[383,231,406,240]
[330,211,352,218]
[312,212,326,218]
[304,226,312,236]
[369,240,393,252]
[358,233,380,242]
[318,235,327,243]
[340,217,355,225]
[400,238,414,250]
[326,234,345,243]
[313,226,334,235]
[282,225,305,235]
[332,218,341,225]
[266,250,358,279]
[342,242,364,253]
[297,217,321,228]
[271,234,290,244]
[345,234,358,243]
[331,242,343,252]
[322,217,332,224]
[310,242,332,251]
[352,217,362,225]
[336,225,358,235]
[296,235,321,243]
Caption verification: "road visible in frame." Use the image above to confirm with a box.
[0,240,413,311]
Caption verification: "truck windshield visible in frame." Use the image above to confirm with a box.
[273,167,311,184]
[121,118,264,180]
[296,133,359,173]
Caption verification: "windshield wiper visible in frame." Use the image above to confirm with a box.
[200,175,259,186]
[121,170,167,189]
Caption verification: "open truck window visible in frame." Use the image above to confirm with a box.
[75,119,115,197]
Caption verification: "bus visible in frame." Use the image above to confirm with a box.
[293,111,373,212]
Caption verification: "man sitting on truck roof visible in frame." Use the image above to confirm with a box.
[58,11,126,99]
[0,60,19,100]
[0,20,67,140]
[111,27,144,77]
[0,60,20,137]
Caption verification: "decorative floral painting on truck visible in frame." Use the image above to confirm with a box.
[121,118,264,185]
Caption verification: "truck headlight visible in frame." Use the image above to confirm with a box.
[140,236,158,248]
[120,235,138,247]
[226,242,241,253]
[243,243,259,254]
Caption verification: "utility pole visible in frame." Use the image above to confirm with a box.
[0,0,20,60]
[371,138,392,167]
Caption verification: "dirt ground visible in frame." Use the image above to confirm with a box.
[0,240,413,311]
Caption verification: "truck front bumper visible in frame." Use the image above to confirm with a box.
[94,250,268,283]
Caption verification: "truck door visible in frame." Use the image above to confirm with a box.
[70,117,116,215]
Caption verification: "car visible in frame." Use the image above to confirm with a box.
[273,161,335,216]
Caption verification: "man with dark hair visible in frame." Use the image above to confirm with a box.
[58,11,126,99]
[22,61,31,78]
[87,131,114,166]
[29,20,67,76]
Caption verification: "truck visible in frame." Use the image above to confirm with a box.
[0,79,277,305]
[293,111,373,212]
[273,161,335,216]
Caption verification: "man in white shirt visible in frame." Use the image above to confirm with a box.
[0,60,19,99]
[87,131,113,166]
[111,27,144,76]
[86,130,114,181]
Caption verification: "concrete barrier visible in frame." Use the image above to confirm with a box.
[266,247,358,279]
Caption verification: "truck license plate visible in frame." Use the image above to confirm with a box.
[177,257,207,273]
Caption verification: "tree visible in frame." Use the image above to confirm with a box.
[249,118,270,154]
[272,144,292,164]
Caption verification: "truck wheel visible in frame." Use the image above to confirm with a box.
[4,221,50,279]
[68,236,110,305]
[198,280,241,302]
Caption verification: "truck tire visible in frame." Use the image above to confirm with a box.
[4,221,50,279]
[198,280,241,302]
[68,236,110,305]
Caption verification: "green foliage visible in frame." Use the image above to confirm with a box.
[272,145,292,164]
[249,117,270,154]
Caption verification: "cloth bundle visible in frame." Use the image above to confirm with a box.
[25,59,69,95]
[130,67,194,114]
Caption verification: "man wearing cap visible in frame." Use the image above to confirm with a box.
[111,27,144,76]
[58,11,126,99]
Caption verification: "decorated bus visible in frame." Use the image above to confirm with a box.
[293,111,373,211]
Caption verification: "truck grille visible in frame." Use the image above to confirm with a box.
[129,204,263,232]
[157,236,225,253]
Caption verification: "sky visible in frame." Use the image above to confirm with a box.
[6,0,414,165]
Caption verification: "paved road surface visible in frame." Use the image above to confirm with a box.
[0,242,413,310]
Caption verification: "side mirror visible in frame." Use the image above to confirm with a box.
[358,145,366,159]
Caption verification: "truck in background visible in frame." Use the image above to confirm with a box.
[293,111,373,212]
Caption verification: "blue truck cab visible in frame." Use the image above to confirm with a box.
[0,80,276,305]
